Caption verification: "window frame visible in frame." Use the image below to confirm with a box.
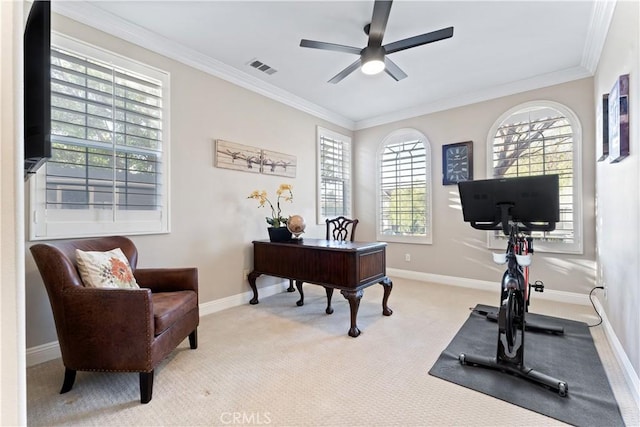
[376,128,432,245]
[316,127,352,224]
[29,32,171,241]
[486,100,583,254]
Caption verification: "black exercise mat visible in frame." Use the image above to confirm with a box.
[429,304,624,426]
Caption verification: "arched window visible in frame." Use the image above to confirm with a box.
[376,129,432,244]
[488,101,583,254]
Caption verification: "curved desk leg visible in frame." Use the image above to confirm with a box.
[295,281,304,306]
[248,271,262,305]
[324,287,334,314]
[380,277,393,316]
[341,289,364,337]
[287,279,295,292]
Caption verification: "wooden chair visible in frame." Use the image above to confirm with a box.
[30,236,199,404]
[294,216,359,313]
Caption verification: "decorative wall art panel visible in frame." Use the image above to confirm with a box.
[215,140,262,173]
[261,149,297,178]
[214,140,297,177]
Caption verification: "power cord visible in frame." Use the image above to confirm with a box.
[588,286,604,327]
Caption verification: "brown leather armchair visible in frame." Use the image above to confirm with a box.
[30,236,199,404]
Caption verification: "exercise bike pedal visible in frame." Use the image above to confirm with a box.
[532,280,545,292]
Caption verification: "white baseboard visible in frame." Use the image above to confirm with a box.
[593,296,640,409]
[198,281,290,317]
[27,271,638,410]
[387,268,590,306]
[26,281,291,368]
[26,341,62,367]
[387,267,639,410]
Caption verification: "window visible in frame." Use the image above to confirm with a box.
[376,129,432,244]
[29,34,169,240]
[488,101,582,254]
[316,127,352,223]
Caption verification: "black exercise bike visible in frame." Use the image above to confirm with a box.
[457,175,569,397]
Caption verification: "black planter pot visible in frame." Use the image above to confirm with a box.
[267,227,292,242]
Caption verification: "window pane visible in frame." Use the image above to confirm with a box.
[31,36,168,240]
[492,106,575,244]
[379,139,428,238]
[318,129,351,220]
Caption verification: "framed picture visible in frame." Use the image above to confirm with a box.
[608,74,630,163]
[597,93,610,162]
[442,141,473,185]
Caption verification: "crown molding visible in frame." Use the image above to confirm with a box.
[354,66,593,130]
[581,0,617,73]
[51,1,356,131]
[52,1,610,133]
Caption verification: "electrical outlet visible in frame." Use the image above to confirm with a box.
[405,253,411,262]
[243,269,250,281]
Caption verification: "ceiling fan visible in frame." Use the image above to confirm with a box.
[300,0,453,84]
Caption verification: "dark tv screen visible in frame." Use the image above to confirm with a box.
[24,0,51,179]
[457,174,560,232]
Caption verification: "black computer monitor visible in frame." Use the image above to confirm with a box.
[458,175,560,233]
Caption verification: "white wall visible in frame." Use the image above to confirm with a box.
[24,14,352,348]
[354,78,596,295]
[1,1,26,425]
[594,0,640,378]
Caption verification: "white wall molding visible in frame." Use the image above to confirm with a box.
[387,268,591,306]
[581,0,617,73]
[198,282,290,317]
[26,272,639,410]
[388,267,639,409]
[593,296,640,409]
[354,67,592,130]
[51,1,355,131]
[51,1,614,133]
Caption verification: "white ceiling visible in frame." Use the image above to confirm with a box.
[53,1,613,130]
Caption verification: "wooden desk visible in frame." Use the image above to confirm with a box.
[248,239,392,337]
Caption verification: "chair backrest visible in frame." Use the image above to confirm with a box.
[325,216,359,242]
[29,236,138,332]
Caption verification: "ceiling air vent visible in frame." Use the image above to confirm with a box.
[248,59,277,75]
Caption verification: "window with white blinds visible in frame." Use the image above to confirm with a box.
[376,129,432,244]
[317,127,352,223]
[488,102,582,254]
[29,34,169,240]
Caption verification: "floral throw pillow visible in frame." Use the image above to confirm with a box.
[75,248,139,289]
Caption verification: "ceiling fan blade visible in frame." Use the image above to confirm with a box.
[300,39,362,55]
[328,59,362,84]
[384,57,407,81]
[368,0,393,46]
[383,26,454,55]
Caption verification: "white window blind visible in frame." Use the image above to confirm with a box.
[489,102,582,253]
[317,127,352,223]
[29,35,169,240]
[377,129,432,244]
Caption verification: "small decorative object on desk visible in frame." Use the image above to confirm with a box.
[248,183,294,241]
[287,215,306,240]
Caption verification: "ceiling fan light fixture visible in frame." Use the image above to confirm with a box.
[361,46,386,75]
[361,58,385,75]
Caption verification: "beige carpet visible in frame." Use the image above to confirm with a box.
[27,278,639,426]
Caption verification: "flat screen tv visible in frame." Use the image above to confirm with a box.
[457,174,560,233]
[24,0,51,179]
